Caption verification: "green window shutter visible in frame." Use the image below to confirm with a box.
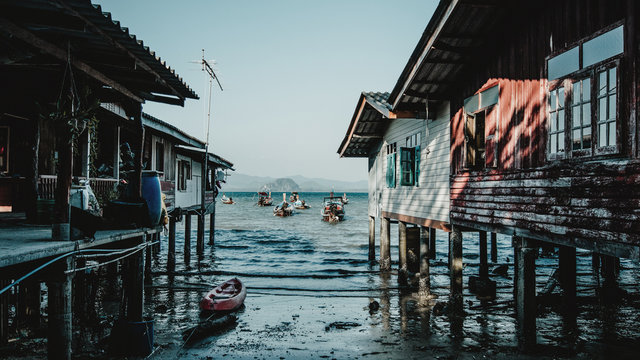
[414,146,420,187]
[386,153,396,188]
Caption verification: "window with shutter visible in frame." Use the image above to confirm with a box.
[386,153,396,188]
[400,147,415,186]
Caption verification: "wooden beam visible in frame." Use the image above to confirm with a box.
[0,18,143,103]
[431,40,475,55]
[139,92,184,106]
[55,0,188,101]
[352,134,382,139]
[422,58,468,65]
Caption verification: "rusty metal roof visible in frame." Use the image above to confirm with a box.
[0,0,198,105]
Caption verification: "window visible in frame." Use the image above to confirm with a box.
[155,142,164,172]
[547,24,622,158]
[385,143,396,188]
[0,127,8,173]
[405,133,421,186]
[399,147,415,186]
[465,112,486,168]
[463,85,499,169]
[177,160,191,191]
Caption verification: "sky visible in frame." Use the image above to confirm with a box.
[99,0,437,182]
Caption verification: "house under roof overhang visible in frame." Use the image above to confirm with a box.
[0,0,198,106]
[388,0,530,112]
[175,145,234,171]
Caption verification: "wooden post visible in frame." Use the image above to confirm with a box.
[514,237,537,352]
[184,214,191,265]
[558,245,576,312]
[601,254,618,291]
[73,258,87,321]
[197,214,205,255]
[168,216,176,271]
[123,237,144,322]
[0,280,8,345]
[131,104,144,200]
[47,257,73,360]
[113,125,120,181]
[380,217,391,271]
[429,227,436,260]
[398,221,407,282]
[479,231,488,279]
[52,119,73,241]
[209,211,215,245]
[368,216,375,262]
[21,280,41,330]
[449,227,463,311]
[419,226,431,299]
[144,234,152,284]
[490,232,498,263]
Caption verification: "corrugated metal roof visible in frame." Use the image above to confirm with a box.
[337,92,392,158]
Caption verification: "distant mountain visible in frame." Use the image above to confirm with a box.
[264,178,301,192]
[222,173,367,192]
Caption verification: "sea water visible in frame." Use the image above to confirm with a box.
[145,192,640,359]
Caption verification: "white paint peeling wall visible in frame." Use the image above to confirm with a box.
[367,102,450,224]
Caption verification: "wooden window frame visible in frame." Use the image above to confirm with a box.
[155,141,164,173]
[399,147,415,186]
[594,61,621,156]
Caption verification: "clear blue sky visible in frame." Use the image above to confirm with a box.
[99,0,437,182]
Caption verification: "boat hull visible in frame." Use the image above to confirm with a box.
[200,278,247,312]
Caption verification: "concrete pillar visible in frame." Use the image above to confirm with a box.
[558,245,576,311]
[479,231,488,279]
[184,214,191,265]
[368,216,375,262]
[449,227,463,311]
[168,216,176,271]
[398,221,408,283]
[47,257,73,360]
[419,226,431,299]
[123,238,144,322]
[196,214,205,255]
[144,234,152,284]
[73,258,87,321]
[380,217,391,271]
[429,227,436,260]
[514,237,537,352]
[0,280,8,345]
[490,232,498,263]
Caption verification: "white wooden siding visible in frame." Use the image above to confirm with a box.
[367,102,450,224]
[174,155,203,209]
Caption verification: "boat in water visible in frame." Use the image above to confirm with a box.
[293,199,310,209]
[200,277,247,312]
[341,193,349,204]
[222,195,235,204]
[257,191,273,206]
[289,191,299,202]
[274,193,294,216]
[321,196,345,222]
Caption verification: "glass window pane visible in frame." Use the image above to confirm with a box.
[558,132,564,151]
[550,90,557,109]
[480,85,500,108]
[549,46,580,80]
[609,67,617,90]
[609,95,616,119]
[558,110,565,130]
[573,129,581,150]
[609,122,616,145]
[550,112,557,132]
[464,94,479,113]
[599,97,607,121]
[583,25,624,68]
[572,107,581,128]
[550,134,557,153]
[599,123,607,147]
[573,82,580,104]
[583,78,590,100]
[599,71,607,95]
[583,103,591,126]
[558,87,565,106]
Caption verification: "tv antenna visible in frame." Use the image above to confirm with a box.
[201,49,223,214]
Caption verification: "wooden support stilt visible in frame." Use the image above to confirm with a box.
[209,211,215,245]
[449,227,463,311]
[380,217,391,271]
[398,221,408,283]
[74,258,87,321]
[479,231,488,279]
[0,280,8,345]
[184,214,191,265]
[123,237,144,322]
[558,245,576,311]
[196,214,204,255]
[368,216,375,262]
[419,226,431,299]
[514,237,537,352]
[47,257,73,360]
[168,216,176,271]
[490,232,497,263]
[601,254,618,290]
[154,232,161,254]
[429,227,436,260]
[144,234,152,284]
[21,280,41,330]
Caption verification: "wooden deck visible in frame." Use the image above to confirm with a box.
[0,224,161,269]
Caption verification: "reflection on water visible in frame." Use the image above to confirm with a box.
[139,192,640,359]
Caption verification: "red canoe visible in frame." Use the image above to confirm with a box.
[200,277,247,312]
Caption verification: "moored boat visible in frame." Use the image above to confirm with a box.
[222,196,235,204]
[341,193,349,204]
[200,277,247,312]
[321,196,345,222]
[257,191,273,206]
[274,193,294,216]
[293,199,310,209]
[289,191,299,203]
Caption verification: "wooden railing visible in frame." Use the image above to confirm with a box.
[38,175,118,200]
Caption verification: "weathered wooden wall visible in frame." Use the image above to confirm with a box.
[449,0,640,254]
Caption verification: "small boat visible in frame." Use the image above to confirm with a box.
[200,277,247,312]
[289,191,299,203]
[293,199,310,209]
[321,196,345,222]
[273,201,293,216]
[341,193,349,205]
[257,191,273,206]
[222,197,235,205]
